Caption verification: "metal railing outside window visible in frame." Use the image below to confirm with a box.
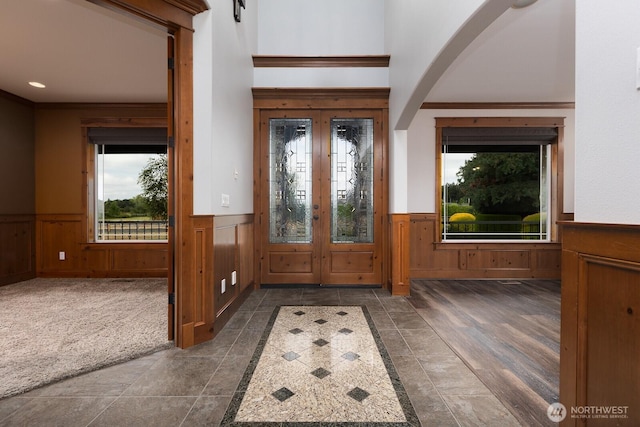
[98,220,168,241]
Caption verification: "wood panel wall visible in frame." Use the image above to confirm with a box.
[179,214,254,347]
[32,104,169,278]
[36,214,167,277]
[389,214,410,295]
[560,222,640,426]
[409,214,561,279]
[0,215,36,286]
[1,92,36,286]
[213,214,254,334]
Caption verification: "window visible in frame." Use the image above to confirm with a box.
[87,127,168,242]
[438,121,560,242]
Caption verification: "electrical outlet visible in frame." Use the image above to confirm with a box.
[231,270,237,285]
[59,251,66,261]
[221,278,226,294]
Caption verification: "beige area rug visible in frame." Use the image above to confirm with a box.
[0,277,173,399]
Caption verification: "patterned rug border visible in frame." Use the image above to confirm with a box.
[221,305,420,427]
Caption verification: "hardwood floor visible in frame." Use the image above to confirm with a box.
[408,279,560,427]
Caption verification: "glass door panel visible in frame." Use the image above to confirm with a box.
[269,119,313,244]
[330,118,374,243]
[259,109,384,286]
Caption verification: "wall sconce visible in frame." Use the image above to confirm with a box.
[234,0,245,22]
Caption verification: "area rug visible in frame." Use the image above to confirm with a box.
[221,305,419,426]
[0,278,173,399]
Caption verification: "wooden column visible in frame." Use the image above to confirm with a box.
[560,222,640,426]
[389,214,410,296]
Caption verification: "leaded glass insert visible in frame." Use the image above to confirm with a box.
[269,119,313,243]
[331,118,374,243]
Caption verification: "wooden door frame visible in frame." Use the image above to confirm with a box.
[319,109,385,285]
[257,110,324,285]
[252,88,391,289]
[89,0,208,348]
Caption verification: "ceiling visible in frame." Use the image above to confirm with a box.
[0,0,575,104]
[0,0,167,103]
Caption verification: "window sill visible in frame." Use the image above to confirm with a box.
[434,240,560,250]
[83,241,168,249]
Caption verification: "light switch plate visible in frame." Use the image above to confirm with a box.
[221,193,230,207]
[636,47,640,90]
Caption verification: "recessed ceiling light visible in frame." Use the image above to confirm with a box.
[28,81,46,89]
[511,0,538,8]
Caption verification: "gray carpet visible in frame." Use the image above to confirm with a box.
[0,277,173,399]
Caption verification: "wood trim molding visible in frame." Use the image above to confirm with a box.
[435,116,565,128]
[36,103,167,111]
[80,115,168,247]
[85,0,204,348]
[435,116,566,242]
[87,0,207,29]
[253,55,390,68]
[422,102,575,110]
[163,0,208,15]
[80,116,168,128]
[252,88,390,110]
[560,221,640,262]
[252,87,390,100]
[389,214,410,296]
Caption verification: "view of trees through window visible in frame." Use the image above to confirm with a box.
[442,145,549,241]
[97,152,168,241]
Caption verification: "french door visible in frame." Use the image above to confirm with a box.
[258,109,385,286]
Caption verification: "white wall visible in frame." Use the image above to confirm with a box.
[253,67,388,88]
[574,1,640,224]
[195,1,387,215]
[385,0,519,130]
[407,108,575,214]
[257,0,384,55]
[254,0,386,88]
[193,0,257,215]
[384,0,514,212]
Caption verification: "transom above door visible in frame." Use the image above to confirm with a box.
[256,109,386,286]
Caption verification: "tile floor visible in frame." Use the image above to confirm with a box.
[0,287,520,426]
[225,305,417,425]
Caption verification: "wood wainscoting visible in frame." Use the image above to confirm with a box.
[409,214,561,279]
[179,214,255,348]
[213,214,254,335]
[36,214,167,277]
[560,222,640,426]
[389,214,410,295]
[0,215,36,286]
